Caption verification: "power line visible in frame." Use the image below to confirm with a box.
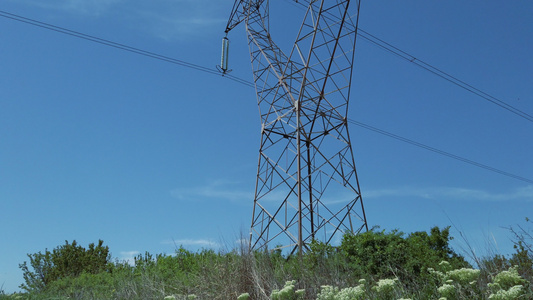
[3,8,531,123]
[1,8,530,184]
[356,29,533,123]
[348,119,533,185]
[281,0,533,124]
[0,9,255,88]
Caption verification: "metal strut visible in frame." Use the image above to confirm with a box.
[225,0,368,254]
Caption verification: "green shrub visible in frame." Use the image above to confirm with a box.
[13,225,484,299]
[42,271,115,299]
[405,227,469,279]
[340,226,469,286]
[19,240,111,293]
[340,228,408,279]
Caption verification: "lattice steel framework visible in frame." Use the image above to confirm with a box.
[225,0,368,254]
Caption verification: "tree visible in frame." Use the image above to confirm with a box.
[19,240,111,292]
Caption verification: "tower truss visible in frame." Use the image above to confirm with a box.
[225,0,368,254]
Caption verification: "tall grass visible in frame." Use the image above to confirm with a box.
[4,224,532,300]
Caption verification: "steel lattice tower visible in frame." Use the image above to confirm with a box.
[224,0,368,254]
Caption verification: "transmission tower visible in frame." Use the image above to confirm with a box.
[224,0,368,254]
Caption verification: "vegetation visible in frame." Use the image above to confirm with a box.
[0,221,531,300]
[18,240,111,293]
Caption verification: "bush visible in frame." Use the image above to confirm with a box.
[340,226,469,285]
[340,228,408,280]
[19,240,111,292]
[13,226,484,299]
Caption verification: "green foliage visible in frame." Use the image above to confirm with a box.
[340,228,407,279]
[340,226,469,285]
[15,225,532,299]
[41,271,116,299]
[405,226,469,277]
[509,242,533,282]
[304,240,337,269]
[19,240,111,293]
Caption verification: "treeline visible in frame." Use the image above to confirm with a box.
[1,224,532,299]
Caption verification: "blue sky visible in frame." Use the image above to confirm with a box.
[1,0,532,293]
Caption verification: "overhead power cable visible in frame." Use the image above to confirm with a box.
[3,8,531,123]
[356,29,533,123]
[282,0,533,124]
[348,119,533,185]
[0,9,254,88]
[1,8,531,184]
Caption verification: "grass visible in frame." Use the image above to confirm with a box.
[2,223,532,300]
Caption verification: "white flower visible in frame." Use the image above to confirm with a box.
[438,284,456,298]
[488,285,525,300]
[372,278,398,297]
[316,285,339,300]
[490,267,526,290]
[336,285,365,300]
[446,268,480,285]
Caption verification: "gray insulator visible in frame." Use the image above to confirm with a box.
[220,37,230,72]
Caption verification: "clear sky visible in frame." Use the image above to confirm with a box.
[1,0,532,293]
